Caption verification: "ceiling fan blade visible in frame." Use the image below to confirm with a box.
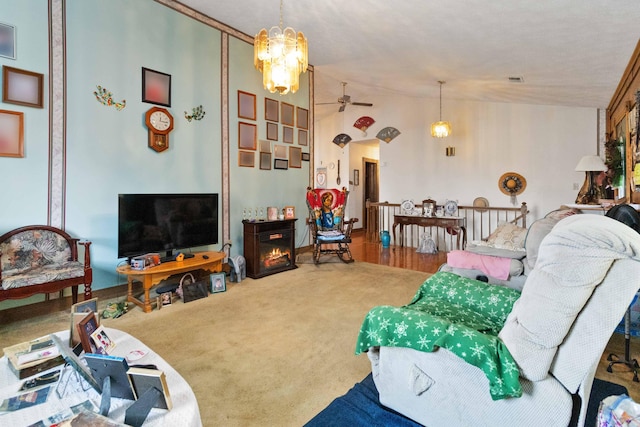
[351,102,373,107]
[338,104,346,113]
[316,102,340,105]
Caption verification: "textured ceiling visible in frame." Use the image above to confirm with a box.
[179,0,640,111]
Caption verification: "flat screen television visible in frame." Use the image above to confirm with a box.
[118,193,218,260]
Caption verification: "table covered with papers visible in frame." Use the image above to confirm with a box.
[0,328,201,426]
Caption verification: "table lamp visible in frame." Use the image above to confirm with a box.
[575,155,608,204]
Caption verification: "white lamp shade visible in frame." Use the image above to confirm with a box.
[575,155,607,172]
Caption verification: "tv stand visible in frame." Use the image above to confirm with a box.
[116,251,223,313]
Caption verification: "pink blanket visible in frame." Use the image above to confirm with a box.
[447,250,512,280]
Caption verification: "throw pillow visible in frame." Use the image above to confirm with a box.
[485,222,527,251]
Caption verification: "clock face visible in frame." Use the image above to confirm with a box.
[149,111,171,131]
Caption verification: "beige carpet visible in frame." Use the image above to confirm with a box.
[0,262,430,426]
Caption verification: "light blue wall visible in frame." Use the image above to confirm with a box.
[0,0,312,309]
[65,0,222,289]
[228,37,310,252]
[0,0,49,228]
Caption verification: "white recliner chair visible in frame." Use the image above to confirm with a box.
[365,214,640,427]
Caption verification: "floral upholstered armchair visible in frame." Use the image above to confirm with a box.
[306,187,358,264]
[0,225,92,304]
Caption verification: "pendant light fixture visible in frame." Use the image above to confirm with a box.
[431,81,451,138]
[254,0,308,95]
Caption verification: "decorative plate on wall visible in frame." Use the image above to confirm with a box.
[354,116,375,135]
[376,126,401,143]
[332,133,352,148]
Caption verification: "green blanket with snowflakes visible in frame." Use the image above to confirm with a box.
[355,271,522,400]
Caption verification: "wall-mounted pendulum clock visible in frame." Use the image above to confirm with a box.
[145,106,174,152]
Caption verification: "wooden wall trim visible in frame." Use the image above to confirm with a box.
[608,40,640,131]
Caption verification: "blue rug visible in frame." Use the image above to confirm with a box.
[304,373,628,427]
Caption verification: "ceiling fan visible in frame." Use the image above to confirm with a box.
[317,82,373,112]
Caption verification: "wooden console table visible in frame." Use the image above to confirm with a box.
[392,215,467,249]
[116,251,224,313]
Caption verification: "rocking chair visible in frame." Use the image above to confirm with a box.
[306,187,358,264]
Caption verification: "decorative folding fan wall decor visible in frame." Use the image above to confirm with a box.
[353,116,375,136]
[376,126,401,143]
[332,133,352,148]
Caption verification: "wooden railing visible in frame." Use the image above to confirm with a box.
[365,201,529,251]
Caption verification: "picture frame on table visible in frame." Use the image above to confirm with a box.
[281,102,294,126]
[0,109,24,158]
[49,334,101,393]
[141,67,171,107]
[77,312,100,354]
[0,22,16,60]
[89,325,116,355]
[237,90,256,120]
[3,66,44,108]
[71,297,98,315]
[284,206,295,219]
[265,98,279,122]
[259,152,271,170]
[127,367,173,409]
[289,146,302,168]
[209,272,226,293]
[266,122,278,141]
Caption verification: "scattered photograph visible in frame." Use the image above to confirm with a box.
[210,272,226,293]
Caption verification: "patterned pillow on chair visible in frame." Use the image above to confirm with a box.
[306,188,347,232]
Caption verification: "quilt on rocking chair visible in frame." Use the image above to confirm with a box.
[306,187,356,263]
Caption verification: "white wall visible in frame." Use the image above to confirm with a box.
[315,93,597,222]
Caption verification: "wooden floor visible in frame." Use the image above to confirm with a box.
[348,229,640,401]
[349,229,448,273]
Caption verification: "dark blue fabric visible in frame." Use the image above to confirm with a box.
[304,373,627,427]
[304,374,421,427]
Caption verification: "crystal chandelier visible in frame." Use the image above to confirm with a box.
[254,0,308,95]
[431,81,451,138]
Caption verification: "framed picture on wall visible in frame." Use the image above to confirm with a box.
[238,90,256,120]
[142,67,171,107]
[238,150,255,167]
[281,102,294,126]
[283,126,294,144]
[265,98,279,122]
[298,129,308,146]
[266,122,278,141]
[296,107,308,130]
[274,158,288,170]
[301,152,310,161]
[259,139,271,153]
[0,109,24,158]
[0,22,16,60]
[238,122,257,150]
[3,66,43,108]
[289,146,302,168]
[260,152,271,170]
[274,144,287,159]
